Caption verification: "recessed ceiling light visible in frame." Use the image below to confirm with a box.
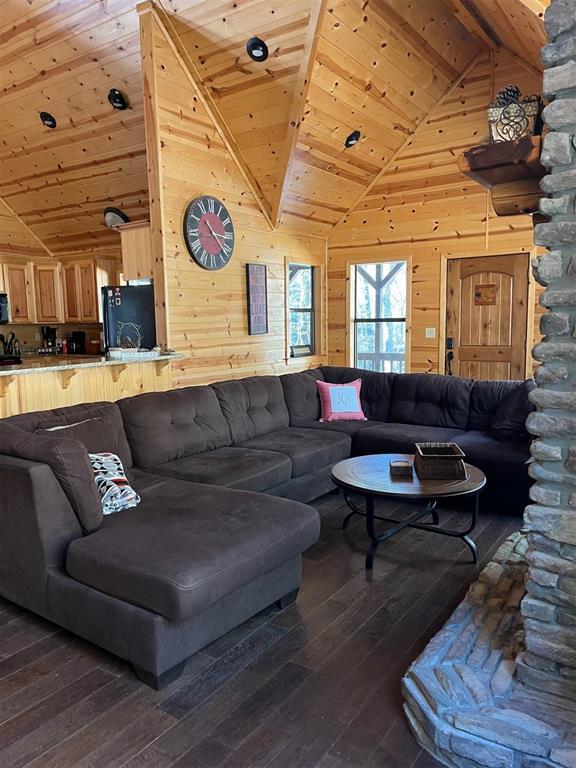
[345,130,361,148]
[39,111,57,129]
[104,207,130,229]
[246,37,269,62]
[108,88,129,110]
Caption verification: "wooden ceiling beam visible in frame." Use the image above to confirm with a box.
[139,0,275,230]
[442,0,501,50]
[329,51,486,234]
[272,0,327,228]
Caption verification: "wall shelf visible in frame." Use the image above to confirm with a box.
[457,136,545,216]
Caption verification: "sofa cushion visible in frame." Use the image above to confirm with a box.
[280,369,324,426]
[144,446,292,493]
[468,379,527,431]
[118,386,231,467]
[455,430,530,472]
[389,374,473,429]
[0,422,103,533]
[454,430,531,514]
[490,380,536,442]
[66,476,320,622]
[320,366,396,421]
[294,419,381,436]
[5,402,133,471]
[240,427,351,478]
[211,376,290,444]
[353,423,465,456]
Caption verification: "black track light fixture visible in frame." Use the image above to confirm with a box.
[39,111,57,129]
[108,88,129,111]
[344,130,361,148]
[246,36,269,62]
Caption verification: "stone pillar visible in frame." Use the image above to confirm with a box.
[522,0,576,700]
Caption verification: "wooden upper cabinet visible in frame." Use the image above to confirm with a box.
[4,263,34,323]
[62,263,80,321]
[34,264,63,323]
[62,260,100,322]
[117,221,153,281]
[77,260,98,322]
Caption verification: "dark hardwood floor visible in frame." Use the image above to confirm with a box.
[0,493,519,768]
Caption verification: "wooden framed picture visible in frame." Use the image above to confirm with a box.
[246,263,268,335]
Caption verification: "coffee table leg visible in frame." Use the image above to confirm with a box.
[462,493,480,563]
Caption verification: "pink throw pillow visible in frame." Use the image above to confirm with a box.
[316,379,367,422]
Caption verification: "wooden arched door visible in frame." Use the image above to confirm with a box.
[445,254,529,380]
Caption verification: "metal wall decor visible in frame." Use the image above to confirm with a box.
[487,85,542,143]
[246,263,268,335]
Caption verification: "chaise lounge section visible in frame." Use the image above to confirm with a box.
[0,367,533,687]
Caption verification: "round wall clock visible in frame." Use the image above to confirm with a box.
[183,196,235,270]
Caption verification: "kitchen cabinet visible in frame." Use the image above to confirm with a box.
[34,264,63,322]
[62,259,116,323]
[78,260,98,322]
[62,260,98,322]
[117,221,153,281]
[4,262,34,323]
[62,263,80,321]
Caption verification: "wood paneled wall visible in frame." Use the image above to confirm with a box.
[140,7,327,388]
[0,200,47,259]
[327,50,543,375]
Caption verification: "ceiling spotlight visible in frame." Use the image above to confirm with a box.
[108,88,129,110]
[246,37,269,62]
[39,111,57,129]
[345,130,361,148]
[104,206,130,229]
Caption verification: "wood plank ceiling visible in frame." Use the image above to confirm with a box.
[0,0,547,258]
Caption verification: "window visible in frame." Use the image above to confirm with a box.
[353,261,407,372]
[288,264,315,356]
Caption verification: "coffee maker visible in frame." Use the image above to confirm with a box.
[39,326,57,355]
[67,331,87,355]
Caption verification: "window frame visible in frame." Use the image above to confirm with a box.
[288,263,316,357]
[352,260,408,373]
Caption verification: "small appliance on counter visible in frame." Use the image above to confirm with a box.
[0,293,8,325]
[102,284,156,352]
[0,330,21,365]
[67,331,87,355]
[38,326,58,355]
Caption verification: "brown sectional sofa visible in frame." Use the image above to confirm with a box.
[0,366,533,687]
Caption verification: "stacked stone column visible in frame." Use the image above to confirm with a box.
[522,0,576,701]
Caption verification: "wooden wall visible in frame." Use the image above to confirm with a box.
[0,200,47,260]
[140,7,327,388]
[327,49,543,375]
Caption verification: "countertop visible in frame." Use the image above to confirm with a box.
[0,353,184,377]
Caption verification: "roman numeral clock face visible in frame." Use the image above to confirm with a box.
[183,196,235,270]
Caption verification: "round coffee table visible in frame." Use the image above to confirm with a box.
[331,453,486,570]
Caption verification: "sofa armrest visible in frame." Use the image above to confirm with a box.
[0,454,83,616]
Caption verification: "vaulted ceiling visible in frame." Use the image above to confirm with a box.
[0,0,548,257]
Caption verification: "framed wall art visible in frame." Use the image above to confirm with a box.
[246,263,268,335]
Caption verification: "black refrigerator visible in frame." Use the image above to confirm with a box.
[102,285,157,351]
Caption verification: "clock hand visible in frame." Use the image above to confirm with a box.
[205,220,226,244]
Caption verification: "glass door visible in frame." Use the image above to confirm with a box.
[353,261,407,372]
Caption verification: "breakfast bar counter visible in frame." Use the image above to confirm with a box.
[0,353,184,417]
